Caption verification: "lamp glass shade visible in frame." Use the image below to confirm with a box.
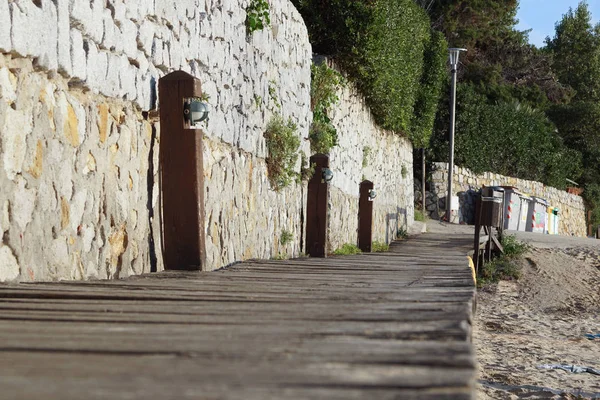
[322,168,334,183]
[448,48,467,66]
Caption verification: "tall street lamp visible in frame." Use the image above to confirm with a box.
[446,47,467,222]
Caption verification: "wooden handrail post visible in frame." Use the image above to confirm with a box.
[158,71,207,270]
[306,154,330,257]
[358,180,374,253]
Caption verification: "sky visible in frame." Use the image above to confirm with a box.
[516,0,600,47]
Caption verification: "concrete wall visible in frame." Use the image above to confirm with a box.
[327,79,414,252]
[426,163,587,237]
[0,0,311,281]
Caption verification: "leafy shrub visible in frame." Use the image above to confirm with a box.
[292,0,447,144]
[371,241,389,252]
[264,115,301,191]
[280,230,293,246]
[396,228,408,239]
[414,209,426,222]
[246,0,270,34]
[332,243,362,255]
[430,83,581,189]
[309,62,345,154]
[500,235,529,258]
[478,257,522,286]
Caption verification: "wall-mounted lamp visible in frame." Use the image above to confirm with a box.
[321,168,334,183]
[368,189,377,201]
[183,97,210,126]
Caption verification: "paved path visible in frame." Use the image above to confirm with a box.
[0,233,476,399]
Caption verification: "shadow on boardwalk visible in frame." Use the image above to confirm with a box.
[0,233,476,400]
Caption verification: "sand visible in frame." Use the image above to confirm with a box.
[475,245,600,399]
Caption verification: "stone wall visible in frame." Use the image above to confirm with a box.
[0,0,311,280]
[426,163,587,237]
[327,80,414,252]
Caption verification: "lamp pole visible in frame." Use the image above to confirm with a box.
[446,48,466,222]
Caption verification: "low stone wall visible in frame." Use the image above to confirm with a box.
[426,163,587,237]
[327,80,414,252]
[0,0,311,280]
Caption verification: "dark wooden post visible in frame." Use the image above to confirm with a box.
[306,154,329,257]
[158,71,206,270]
[358,180,374,253]
[422,148,426,214]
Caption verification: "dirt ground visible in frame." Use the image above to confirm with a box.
[423,221,600,398]
[475,244,600,399]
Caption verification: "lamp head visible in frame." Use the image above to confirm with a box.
[183,97,210,126]
[448,48,467,67]
[321,168,334,183]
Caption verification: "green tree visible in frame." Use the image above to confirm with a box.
[546,2,600,101]
[546,2,600,228]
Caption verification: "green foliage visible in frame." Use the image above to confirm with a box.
[268,80,280,108]
[272,253,289,260]
[414,209,426,222]
[396,228,408,240]
[583,183,600,230]
[292,0,448,143]
[246,0,270,34]
[264,115,301,191]
[299,154,315,182]
[280,230,293,246]
[430,83,581,189]
[332,243,362,256]
[410,30,448,146]
[371,241,389,252]
[500,235,529,258]
[309,62,345,154]
[362,147,371,168]
[478,235,527,286]
[546,2,600,102]
[478,257,522,286]
[401,164,408,179]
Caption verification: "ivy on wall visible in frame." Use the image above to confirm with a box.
[309,62,345,154]
[292,0,447,145]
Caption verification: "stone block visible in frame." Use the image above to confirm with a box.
[56,0,71,76]
[137,19,156,57]
[12,176,36,231]
[0,245,20,282]
[121,18,138,59]
[0,68,17,104]
[86,41,108,93]
[11,1,59,71]
[0,0,11,52]
[2,107,32,180]
[0,200,9,234]
[70,29,87,81]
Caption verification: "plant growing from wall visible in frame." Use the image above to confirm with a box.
[246,0,270,34]
[401,163,408,179]
[309,62,345,154]
[332,243,362,255]
[371,241,389,252]
[280,230,293,246]
[264,115,301,191]
[292,0,447,144]
[362,146,371,168]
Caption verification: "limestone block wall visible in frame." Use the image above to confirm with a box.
[327,83,414,252]
[429,163,587,237]
[0,0,311,281]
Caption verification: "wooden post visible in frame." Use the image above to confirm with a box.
[158,71,206,270]
[306,154,329,257]
[422,148,426,214]
[473,196,482,274]
[358,180,374,253]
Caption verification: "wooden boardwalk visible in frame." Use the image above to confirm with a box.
[0,232,476,399]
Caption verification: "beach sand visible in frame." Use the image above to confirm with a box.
[475,245,600,399]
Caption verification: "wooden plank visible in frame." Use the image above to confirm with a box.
[0,232,476,399]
